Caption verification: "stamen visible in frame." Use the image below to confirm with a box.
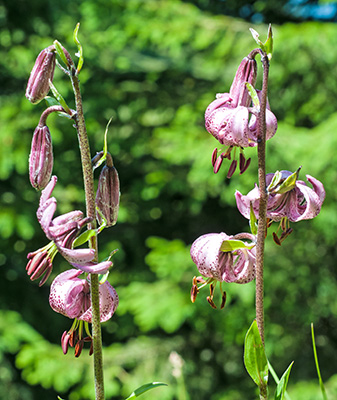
[227,160,237,179]
[191,285,199,303]
[211,148,218,166]
[240,157,251,174]
[220,291,227,309]
[239,152,245,172]
[213,155,224,174]
[207,296,217,309]
[272,232,281,246]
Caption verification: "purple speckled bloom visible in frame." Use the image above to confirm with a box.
[190,232,256,284]
[29,125,53,190]
[34,176,112,275]
[49,269,119,322]
[235,170,325,223]
[26,45,56,104]
[205,56,277,177]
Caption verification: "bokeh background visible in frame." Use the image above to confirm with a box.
[1,0,337,399]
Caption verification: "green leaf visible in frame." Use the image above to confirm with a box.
[73,23,84,74]
[244,320,268,388]
[53,40,70,68]
[93,117,114,171]
[48,80,72,115]
[249,203,258,236]
[274,362,294,400]
[249,25,273,60]
[311,323,328,400]
[264,24,274,60]
[220,239,255,252]
[124,382,167,400]
[245,82,260,111]
[73,229,96,248]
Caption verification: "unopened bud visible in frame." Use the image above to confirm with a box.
[29,125,53,190]
[26,45,56,104]
[96,154,120,227]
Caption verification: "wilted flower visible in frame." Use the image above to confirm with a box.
[96,153,120,227]
[190,232,256,308]
[205,56,277,177]
[235,170,325,223]
[26,45,56,104]
[29,125,53,190]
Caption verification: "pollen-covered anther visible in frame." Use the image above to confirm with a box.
[227,160,237,179]
[280,227,293,243]
[191,285,199,303]
[207,296,217,309]
[213,155,224,174]
[74,339,84,358]
[272,232,282,246]
[211,148,218,167]
[220,291,227,309]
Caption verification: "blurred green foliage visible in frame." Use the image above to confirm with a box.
[1,0,337,399]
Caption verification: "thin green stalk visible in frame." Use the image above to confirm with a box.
[71,73,105,400]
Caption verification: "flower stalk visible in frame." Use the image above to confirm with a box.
[70,73,104,400]
[250,48,269,400]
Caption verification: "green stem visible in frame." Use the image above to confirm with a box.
[70,72,105,400]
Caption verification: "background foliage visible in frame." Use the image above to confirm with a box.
[1,0,337,399]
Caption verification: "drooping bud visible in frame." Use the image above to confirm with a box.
[29,125,53,190]
[95,153,120,227]
[26,45,56,104]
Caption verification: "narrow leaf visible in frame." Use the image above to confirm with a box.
[93,117,113,171]
[54,40,70,68]
[245,82,260,111]
[264,24,273,60]
[249,202,258,236]
[268,361,292,400]
[73,229,96,248]
[220,239,255,252]
[124,382,167,400]
[249,28,264,49]
[274,362,294,400]
[311,323,328,400]
[275,168,300,194]
[49,80,72,115]
[73,23,84,74]
[244,320,268,388]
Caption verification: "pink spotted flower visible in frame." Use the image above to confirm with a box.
[206,56,277,177]
[190,232,256,308]
[235,170,325,243]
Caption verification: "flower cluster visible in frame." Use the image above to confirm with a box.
[25,45,120,355]
[190,47,325,309]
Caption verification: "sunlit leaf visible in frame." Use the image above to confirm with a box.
[124,382,167,400]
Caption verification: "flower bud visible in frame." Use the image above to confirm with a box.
[26,45,56,104]
[29,125,53,190]
[95,154,120,227]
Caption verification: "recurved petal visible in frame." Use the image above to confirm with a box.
[287,176,325,221]
[39,175,57,207]
[190,232,231,279]
[235,185,260,220]
[38,198,57,238]
[70,260,112,274]
[79,281,119,323]
[49,269,86,318]
[225,106,250,147]
[57,247,96,265]
[222,248,256,283]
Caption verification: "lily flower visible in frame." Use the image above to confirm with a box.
[190,232,256,308]
[205,56,277,177]
[235,170,325,223]
[49,269,119,322]
[50,269,119,357]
